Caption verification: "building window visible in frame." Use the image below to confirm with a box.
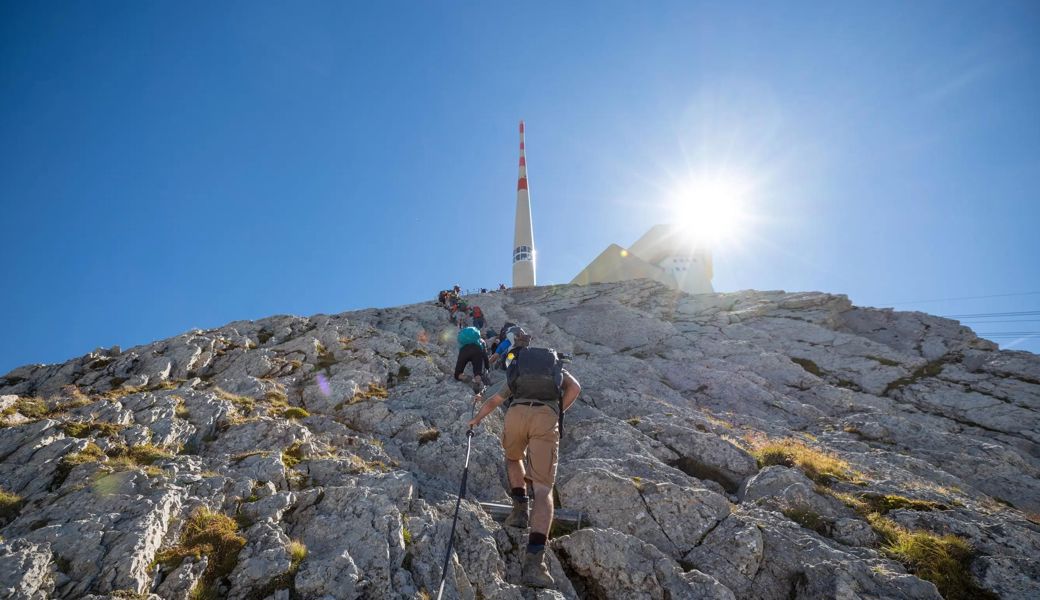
[513,245,533,263]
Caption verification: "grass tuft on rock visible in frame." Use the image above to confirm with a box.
[350,383,389,404]
[289,539,307,565]
[3,397,49,420]
[231,450,268,463]
[154,508,246,593]
[789,357,822,376]
[282,441,305,468]
[106,443,174,467]
[62,421,124,438]
[823,488,947,517]
[52,442,106,488]
[103,379,180,400]
[860,493,946,514]
[282,407,309,420]
[867,513,997,600]
[782,506,829,535]
[0,488,22,521]
[213,388,256,413]
[314,341,337,372]
[751,437,857,485]
[265,389,288,405]
[417,428,439,445]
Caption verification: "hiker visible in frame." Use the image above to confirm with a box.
[470,305,486,330]
[454,326,489,387]
[485,329,501,355]
[488,323,519,369]
[437,290,448,306]
[467,328,581,588]
[455,298,470,329]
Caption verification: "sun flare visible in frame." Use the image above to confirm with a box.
[668,172,753,246]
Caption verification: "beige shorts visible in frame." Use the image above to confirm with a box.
[501,403,559,487]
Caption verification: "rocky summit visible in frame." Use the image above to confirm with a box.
[1,280,1038,600]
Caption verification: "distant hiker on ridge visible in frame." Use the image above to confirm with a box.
[470,305,486,330]
[455,298,470,329]
[467,327,581,588]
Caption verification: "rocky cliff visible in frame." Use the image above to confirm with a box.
[1,280,1038,600]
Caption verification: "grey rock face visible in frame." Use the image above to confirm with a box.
[0,539,54,600]
[559,468,730,560]
[0,280,1037,599]
[973,556,1040,600]
[742,466,847,520]
[227,522,292,600]
[552,527,736,600]
[683,514,764,598]
[154,557,206,600]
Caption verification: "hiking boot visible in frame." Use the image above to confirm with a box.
[503,496,529,529]
[521,547,555,588]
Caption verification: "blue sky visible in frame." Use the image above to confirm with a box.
[2,1,1038,373]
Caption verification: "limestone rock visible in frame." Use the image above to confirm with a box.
[742,465,846,520]
[638,417,758,491]
[552,528,736,599]
[0,539,54,600]
[973,556,1040,600]
[227,521,292,600]
[559,468,730,560]
[155,556,207,600]
[683,515,764,598]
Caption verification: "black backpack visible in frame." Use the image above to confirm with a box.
[507,347,564,402]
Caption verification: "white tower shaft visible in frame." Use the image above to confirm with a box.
[512,120,536,287]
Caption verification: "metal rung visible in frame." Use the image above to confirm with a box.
[478,502,585,529]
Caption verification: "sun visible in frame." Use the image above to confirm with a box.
[668,172,752,246]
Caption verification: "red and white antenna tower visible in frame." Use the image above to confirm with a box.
[512,120,536,287]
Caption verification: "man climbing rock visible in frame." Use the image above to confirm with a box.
[467,328,581,588]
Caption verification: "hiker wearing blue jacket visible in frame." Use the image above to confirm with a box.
[489,324,520,369]
[454,326,489,385]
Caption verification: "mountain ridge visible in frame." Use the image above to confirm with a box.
[1,280,1038,599]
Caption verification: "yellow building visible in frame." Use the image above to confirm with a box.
[571,225,713,294]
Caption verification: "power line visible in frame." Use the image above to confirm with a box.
[957,319,1040,323]
[944,310,1040,319]
[882,291,1040,305]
